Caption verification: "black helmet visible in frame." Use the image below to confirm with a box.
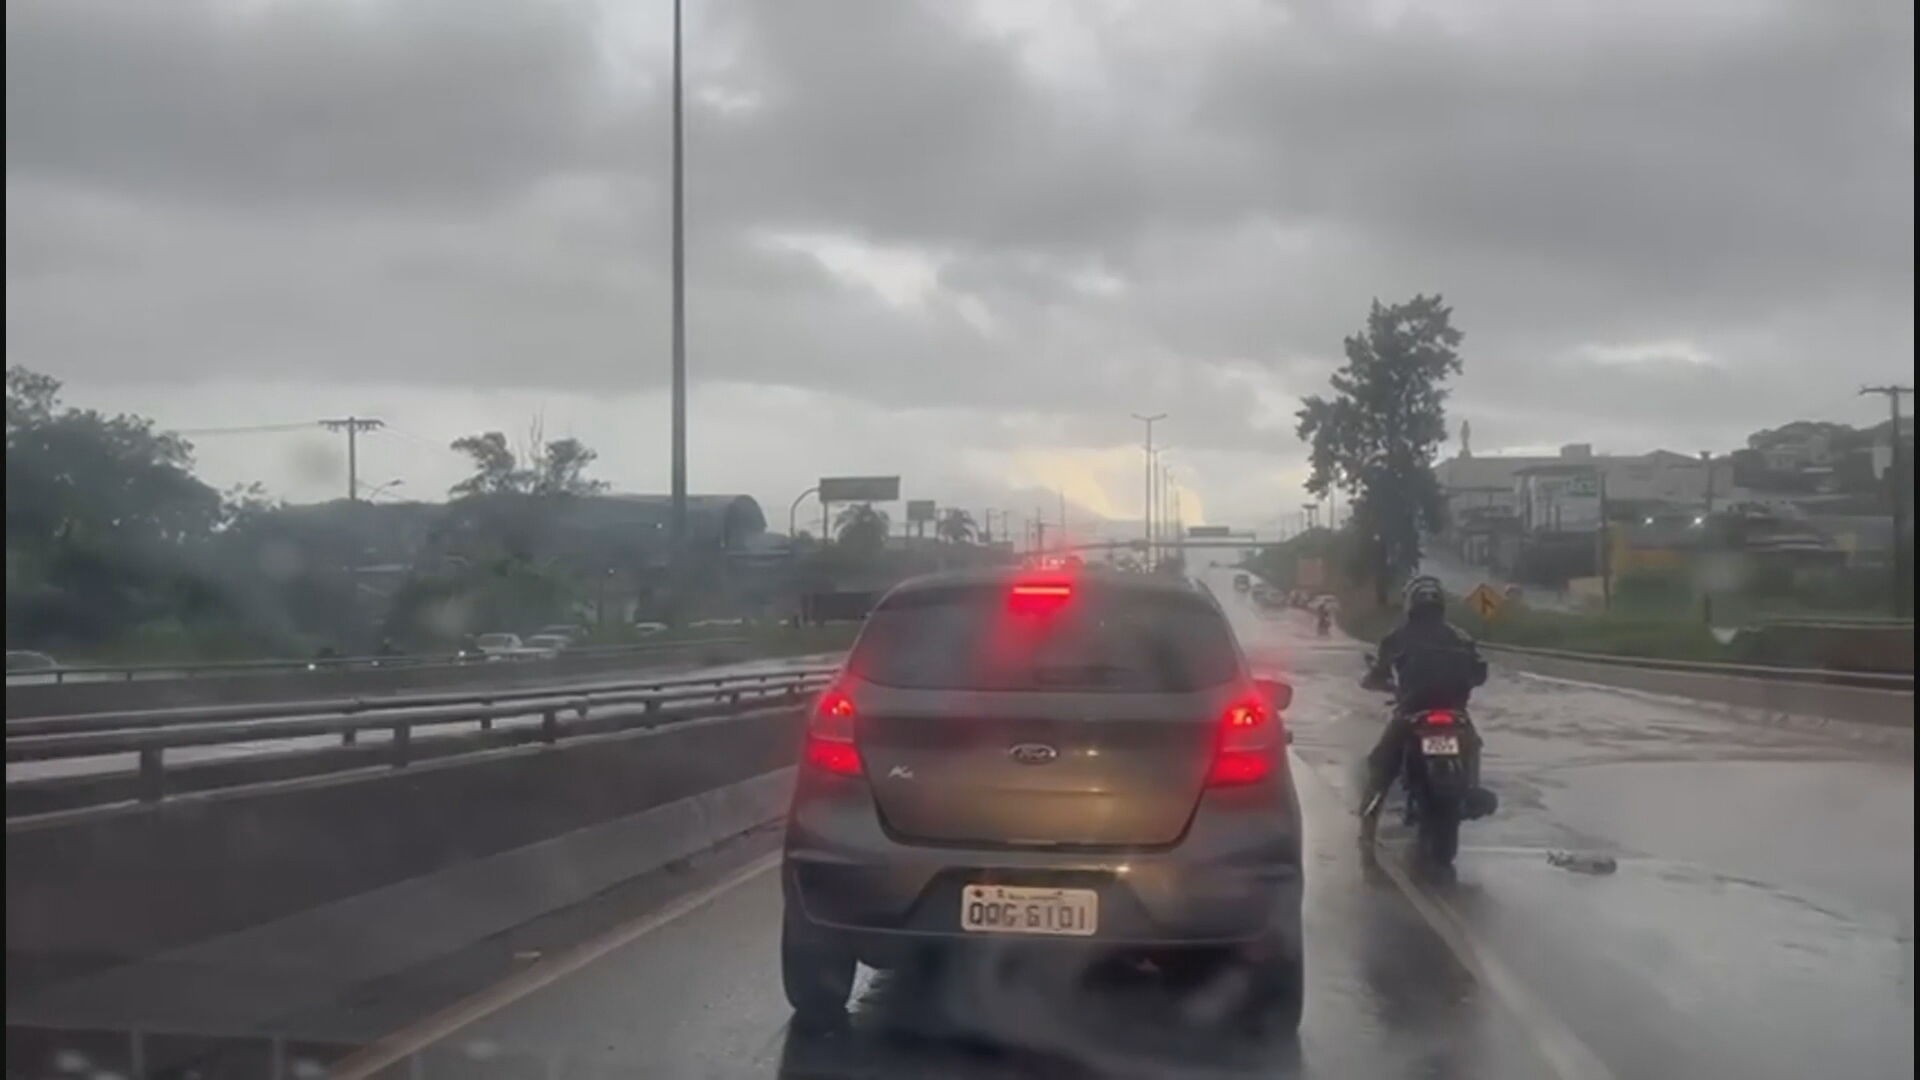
[1402,575,1444,615]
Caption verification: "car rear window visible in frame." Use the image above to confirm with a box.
[849,583,1240,692]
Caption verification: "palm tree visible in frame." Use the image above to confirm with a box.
[833,503,890,551]
[936,509,977,545]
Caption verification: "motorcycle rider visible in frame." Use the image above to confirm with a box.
[1358,575,1488,841]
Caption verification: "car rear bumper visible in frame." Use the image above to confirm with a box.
[783,776,1302,954]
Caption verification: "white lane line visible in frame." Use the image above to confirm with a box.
[1295,761,1618,1080]
[330,850,781,1080]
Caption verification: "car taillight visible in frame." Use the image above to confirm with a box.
[803,687,863,777]
[1207,693,1278,787]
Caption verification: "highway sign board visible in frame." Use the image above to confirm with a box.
[1466,583,1505,620]
[818,476,900,503]
[1187,525,1231,537]
[906,500,936,523]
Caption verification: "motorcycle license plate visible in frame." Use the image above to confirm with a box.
[1420,734,1461,756]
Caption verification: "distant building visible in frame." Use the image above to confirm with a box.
[1434,445,1731,535]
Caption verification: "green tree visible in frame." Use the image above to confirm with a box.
[449,432,522,498]
[936,509,977,544]
[449,430,608,499]
[834,503,890,551]
[1295,295,1464,604]
[5,365,258,652]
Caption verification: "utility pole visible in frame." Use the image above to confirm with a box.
[667,0,689,615]
[1131,413,1165,565]
[318,417,384,501]
[1861,385,1914,615]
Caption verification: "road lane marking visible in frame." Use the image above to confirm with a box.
[1295,760,1618,1080]
[330,850,781,1080]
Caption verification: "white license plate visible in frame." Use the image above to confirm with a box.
[1421,734,1461,756]
[961,884,1098,937]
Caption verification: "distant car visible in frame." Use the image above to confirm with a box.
[633,622,668,637]
[535,624,586,642]
[690,617,747,629]
[781,568,1304,1033]
[522,634,573,659]
[1233,573,1252,592]
[473,633,525,660]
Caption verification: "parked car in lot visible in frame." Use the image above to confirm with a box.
[781,568,1304,1034]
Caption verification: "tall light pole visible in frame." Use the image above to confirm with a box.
[1131,413,1165,562]
[1861,384,1914,615]
[667,0,689,611]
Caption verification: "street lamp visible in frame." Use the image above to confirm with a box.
[1131,413,1166,560]
[667,0,689,619]
[787,486,819,557]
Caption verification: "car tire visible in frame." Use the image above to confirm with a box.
[1237,940,1305,1038]
[781,903,855,1022]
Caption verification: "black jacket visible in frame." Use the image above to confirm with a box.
[1364,613,1488,711]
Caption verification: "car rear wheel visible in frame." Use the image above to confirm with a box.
[1238,942,1304,1038]
[781,903,855,1023]
[1160,939,1303,1039]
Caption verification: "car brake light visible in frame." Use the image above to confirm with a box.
[1207,693,1277,787]
[1007,579,1074,613]
[804,687,863,777]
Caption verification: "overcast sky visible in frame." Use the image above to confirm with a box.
[6,0,1913,534]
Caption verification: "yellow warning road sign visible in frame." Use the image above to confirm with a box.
[1466,583,1505,620]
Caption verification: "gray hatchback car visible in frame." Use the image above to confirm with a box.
[781,568,1304,1032]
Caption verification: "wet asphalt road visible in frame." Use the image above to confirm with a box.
[329,569,1912,1080]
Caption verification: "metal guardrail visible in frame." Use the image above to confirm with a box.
[1480,642,1914,692]
[6,666,837,816]
[3,637,753,685]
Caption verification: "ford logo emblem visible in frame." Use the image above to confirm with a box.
[1008,743,1059,765]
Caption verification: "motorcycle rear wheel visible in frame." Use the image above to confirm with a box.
[1417,813,1460,866]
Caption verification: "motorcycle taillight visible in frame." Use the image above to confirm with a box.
[1421,710,1459,727]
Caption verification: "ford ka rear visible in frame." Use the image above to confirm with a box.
[779,570,1305,1035]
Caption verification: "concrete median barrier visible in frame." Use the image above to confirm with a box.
[6,702,806,1005]
[1486,644,1915,739]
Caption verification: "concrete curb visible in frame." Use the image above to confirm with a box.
[10,767,796,1032]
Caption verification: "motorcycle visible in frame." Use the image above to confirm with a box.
[1360,654,1495,866]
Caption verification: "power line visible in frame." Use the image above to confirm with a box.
[172,421,319,437]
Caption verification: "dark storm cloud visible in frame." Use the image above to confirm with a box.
[5,0,617,209]
[5,0,1913,467]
